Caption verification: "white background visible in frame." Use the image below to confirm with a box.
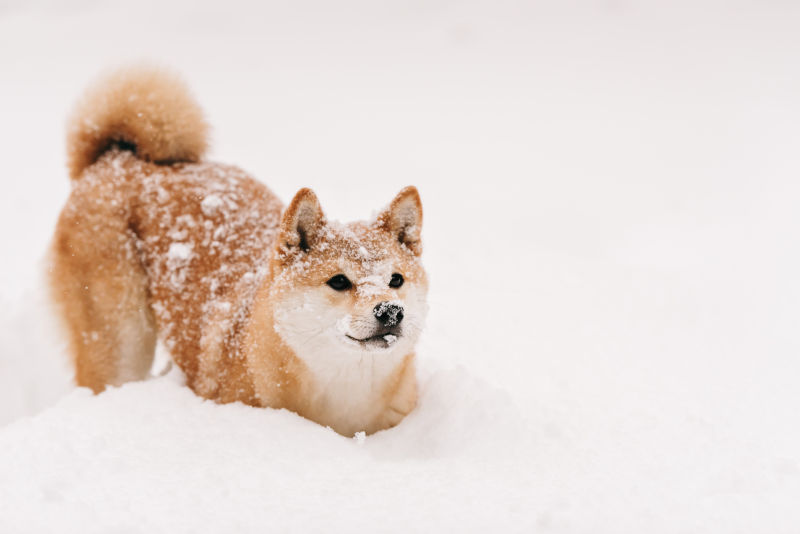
[0,1,799,531]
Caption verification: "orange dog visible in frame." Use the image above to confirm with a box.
[48,67,428,436]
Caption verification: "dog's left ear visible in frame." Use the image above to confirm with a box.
[376,186,423,255]
[280,188,325,252]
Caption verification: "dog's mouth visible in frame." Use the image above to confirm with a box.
[344,329,402,350]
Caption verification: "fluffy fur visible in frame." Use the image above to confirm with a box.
[49,66,428,436]
[66,66,209,180]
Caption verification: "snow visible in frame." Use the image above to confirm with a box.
[353,430,366,445]
[356,272,391,297]
[167,242,193,261]
[200,193,224,215]
[1,1,800,532]
[0,368,528,532]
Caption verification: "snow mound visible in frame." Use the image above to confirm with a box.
[0,368,532,533]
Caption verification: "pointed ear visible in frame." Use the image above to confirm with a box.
[280,188,325,252]
[376,186,423,255]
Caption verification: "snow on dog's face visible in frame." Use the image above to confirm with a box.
[270,187,428,365]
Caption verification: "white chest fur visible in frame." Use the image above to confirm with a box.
[299,342,402,435]
[273,290,412,435]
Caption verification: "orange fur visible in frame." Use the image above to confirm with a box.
[66,66,209,180]
[49,66,427,436]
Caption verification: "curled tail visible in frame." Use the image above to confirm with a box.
[66,65,209,180]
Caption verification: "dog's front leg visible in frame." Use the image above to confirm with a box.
[371,354,418,433]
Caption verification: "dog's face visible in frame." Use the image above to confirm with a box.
[270,188,428,366]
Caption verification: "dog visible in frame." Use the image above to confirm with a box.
[48,66,428,436]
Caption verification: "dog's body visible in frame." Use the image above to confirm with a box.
[49,67,427,436]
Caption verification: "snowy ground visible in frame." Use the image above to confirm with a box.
[1,1,800,532]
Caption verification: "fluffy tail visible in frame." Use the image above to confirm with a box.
[66,65,209,180]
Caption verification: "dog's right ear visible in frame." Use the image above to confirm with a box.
[279,188,325,252]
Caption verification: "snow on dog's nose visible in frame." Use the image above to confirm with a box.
[373,302,404,327]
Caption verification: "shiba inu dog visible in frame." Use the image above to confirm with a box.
[48,66,428,436]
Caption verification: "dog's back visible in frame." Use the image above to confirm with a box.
[50,66,282,397]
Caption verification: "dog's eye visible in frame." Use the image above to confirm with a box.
[326,274,352,291]
[389,273,404,288]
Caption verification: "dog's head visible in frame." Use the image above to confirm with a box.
[270,187,428,362]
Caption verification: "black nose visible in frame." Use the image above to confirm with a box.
[373,302,404,327]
